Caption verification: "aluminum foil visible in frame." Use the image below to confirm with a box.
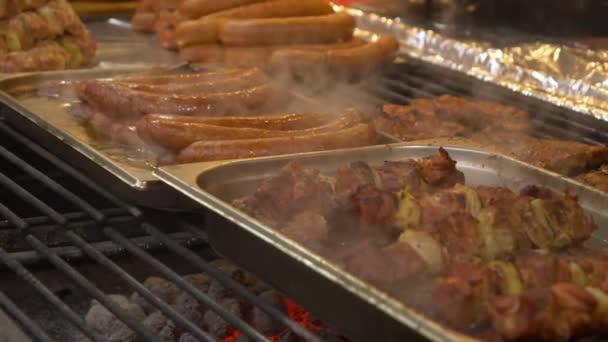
[334,4,608,122]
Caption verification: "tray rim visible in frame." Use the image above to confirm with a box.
[154,143,608,341]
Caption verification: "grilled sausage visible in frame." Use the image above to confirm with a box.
[79,81,288,118]
[157,26,177,50]
[86,111,147,148]
[219,12,355,46]
[112,68,257,85]
[175,0,334,47]
[270,36,399,78]
[176,123,376,163]
[131,12,156,32]
[117,67,267,94]
[179,39,364,66]
[178,0,266,20]
[137,109,363,150]
[141,112,333,130]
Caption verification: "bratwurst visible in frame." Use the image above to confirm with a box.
[137,109,364,150]
[176,123,376,163]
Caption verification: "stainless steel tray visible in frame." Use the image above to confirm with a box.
[0,67,188,207]
[154,144,608,342]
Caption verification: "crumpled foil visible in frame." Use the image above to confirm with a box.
[334,4,608,122]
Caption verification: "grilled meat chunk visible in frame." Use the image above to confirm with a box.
[471,129,608,176]
[575,165,608,192]
[375,95,530,141]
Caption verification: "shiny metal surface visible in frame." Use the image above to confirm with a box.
[335,2,608,122]
[154,144,608,341]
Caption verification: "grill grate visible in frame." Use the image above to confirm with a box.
[374,62,608,146]
[0,119,321,342]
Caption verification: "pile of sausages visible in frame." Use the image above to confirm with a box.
[131,0,399,77]
[70,67,377,164]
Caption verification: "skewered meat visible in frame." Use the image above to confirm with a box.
[575,165,608,192]
[430,251,608,340]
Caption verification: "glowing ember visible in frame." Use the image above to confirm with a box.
[220,296,324,342]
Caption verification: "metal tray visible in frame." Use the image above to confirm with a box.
[154,144,608,342]
[0,67,190,207]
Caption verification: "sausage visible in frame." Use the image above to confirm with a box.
[219,12,355,46]
[85,111,147,148]
[112,67,257,85]
[117,67,267,94]
[157,26,178,50]
[270,36,399,78]
[137,109,363,150]
[140,112,333,130]
[131,12,157,32]
[179,39,363,66]
[156,9,186,28]
[158,0,181,10]
[176,122,376,163]
[174,0,334,47]
[178,0,266,20]
[79,80,288,118]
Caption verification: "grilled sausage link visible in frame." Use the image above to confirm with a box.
[176,123,376,163]
[178,0,266,20]
[112,67,256,85]
[78,81,287,118]
[219,12,355,46]
[179,39,363,66]
[175,0,334,47]
[137,109,363,150]
[140,112,333,130]
[117,67,267,94]
[270,36,399,78]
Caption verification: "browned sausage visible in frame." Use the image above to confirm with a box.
[79,81,288,118]
[137,109,363,150]
[141,112,333,130]
[131,12,157,32]
[219,12,355,46]
[85,111,147,148]
[117,67,267,94]
[112,67,257,85]
[174,0,334,47]
[179,39,364,66]
[178,0,266,20]
[176,123,376,163]
[270,36,399,78]
[157,26,178,50]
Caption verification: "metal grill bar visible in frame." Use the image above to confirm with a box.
[104,227,270,342]
[146,222,324,342]
[0,291,52,342]
[0,120,322,341]
[0,247,103,341]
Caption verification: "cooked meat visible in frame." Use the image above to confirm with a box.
[575,165,608,192]
[471,129,608,176]
[429,251,608,339]
[281,212,329,251]
[375,95,530,141]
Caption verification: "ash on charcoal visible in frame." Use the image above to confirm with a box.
[85,294,145,342]
[131,277,180,314]
[172,290,206,327]
[207,279,230,301]
[179,333,198,342]
[142,311,175,342]
[203,298,242,339]
[252,290,284,335]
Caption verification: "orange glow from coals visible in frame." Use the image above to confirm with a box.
[220,296,323,342]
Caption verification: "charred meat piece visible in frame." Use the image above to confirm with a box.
[471,129,608,176]
[575,164,608,192]
[429,251,608,339]
[374,95,530,141]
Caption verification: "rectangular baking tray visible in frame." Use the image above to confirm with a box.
[0,67,190,207]
[154,144,608,342]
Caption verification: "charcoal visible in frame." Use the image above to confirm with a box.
[236,334,251,342]
[203,298,242,339]
[172,291,205,327]
[131,277,180,314]
[183,273,210,292]
[275,330,297,342]
[207,279,230,301]
[142,311,175,342]
[85,294,145,342]
[179,333,198,342]
[252,290,283,335]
